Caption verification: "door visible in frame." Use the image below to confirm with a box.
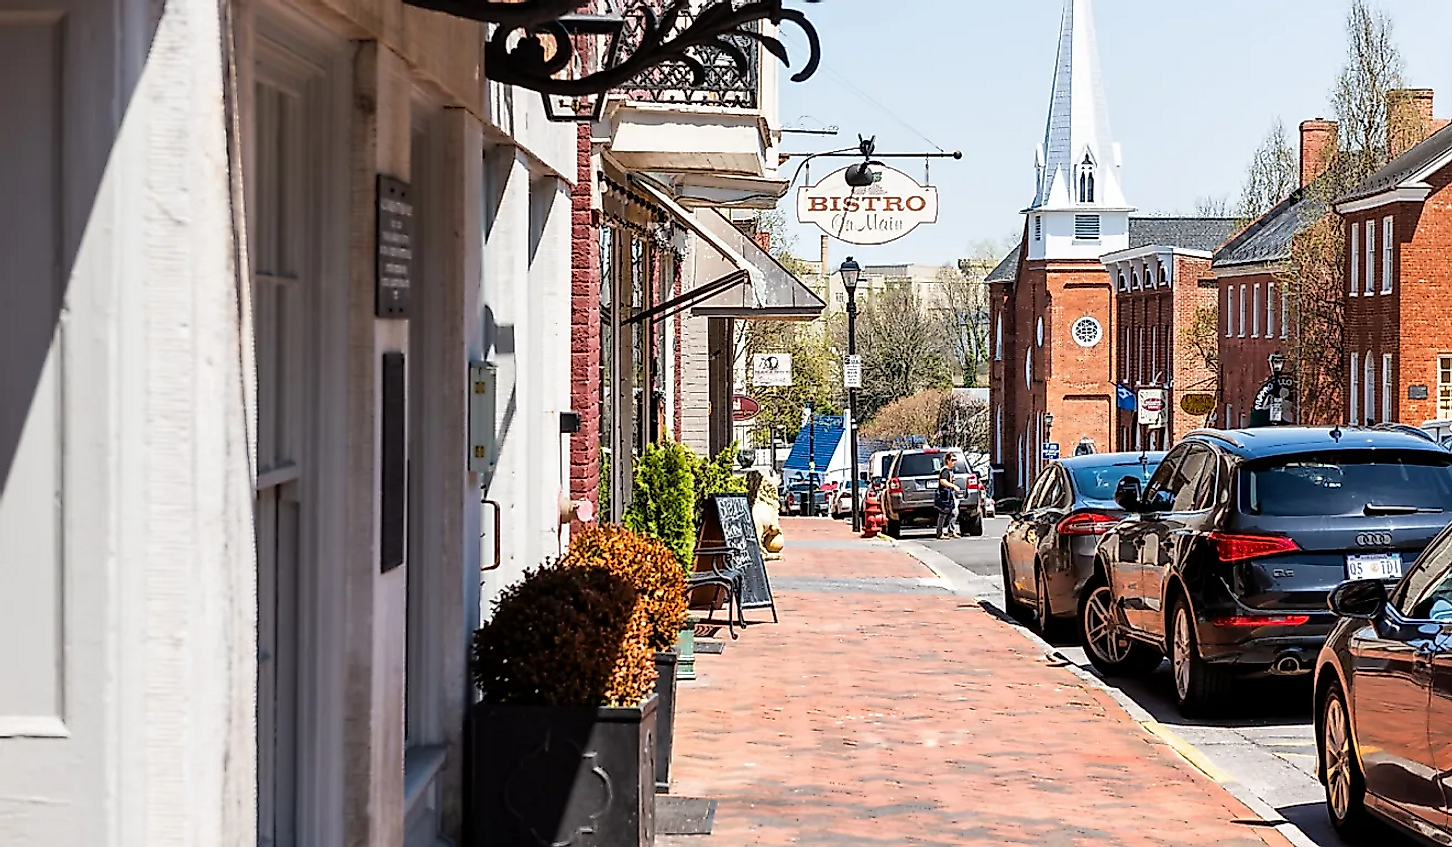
[0,0,117,838]
[252,75,312,847]
[1028,467,1070,565]
[1137,446,1218,633]
[1352,539,1446,823]
[1112,447,1185,632]
[1005,472,1053,599]
[1393,535,1452,829]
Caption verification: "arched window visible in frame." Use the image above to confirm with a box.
[1078,152,1096,203]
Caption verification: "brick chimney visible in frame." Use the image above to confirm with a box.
[1299,119,1338,188]
[820,236,829,277]
[1388,88,1436,159]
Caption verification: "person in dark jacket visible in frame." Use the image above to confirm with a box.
[935,453,961,539]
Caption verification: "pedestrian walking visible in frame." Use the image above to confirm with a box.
[935,453,961,539]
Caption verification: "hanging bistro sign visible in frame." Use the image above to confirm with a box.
[796,164,939,246]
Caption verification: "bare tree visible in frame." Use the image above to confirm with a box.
[935,263,990,387]
[859,388,989,454]
[851,285,954,419]
[1195,195,1233,217]
[1330,0,1405,190]
[1181,306,1220,375]
[1275,0,1405,425]
[1235,120,1299,223]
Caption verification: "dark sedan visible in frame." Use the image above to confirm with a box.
[1314,526,1452,842]
[1001,452,1164,638]
[1086,427,1452,717]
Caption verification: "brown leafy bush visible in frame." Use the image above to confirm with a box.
[561,525,688,653]
[470,566,656,708]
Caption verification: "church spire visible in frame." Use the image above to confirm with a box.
[1029,0,1126,212]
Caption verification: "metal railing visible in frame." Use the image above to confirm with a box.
[617,5,760,108]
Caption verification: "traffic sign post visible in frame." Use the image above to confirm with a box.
[843,354,862,389]
[1041,442,1060,461]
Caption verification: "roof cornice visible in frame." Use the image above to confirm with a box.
[1333,185,1432,214]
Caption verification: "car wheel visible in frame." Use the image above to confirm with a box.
[961,512,984,537]
[885,518,901,539]
[1170,598,1233,717]
[1079,580,1162,677]
[1001,552,1033,624]
[1035,566,1069,642]
[1321,681,1370,837]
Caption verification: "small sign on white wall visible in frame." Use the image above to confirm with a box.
[752,354,793,387]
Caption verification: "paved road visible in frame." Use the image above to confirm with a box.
[904,516,1416,847]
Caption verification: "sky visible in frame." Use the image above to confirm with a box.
[772,0,1452,269]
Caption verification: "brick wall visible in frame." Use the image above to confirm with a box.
[569,123,601,505]
[1216,269,1288,427]
[996,258,1114,496]
[1347,164,1452,424]
[1170,259,1218,441]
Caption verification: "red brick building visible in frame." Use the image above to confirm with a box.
[1102,219,1236,450]
[1334,94,1452,426]
[990,0,1129,498]
[1210,120,1338,427]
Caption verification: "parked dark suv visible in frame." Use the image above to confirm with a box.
[1082,426,1452,716]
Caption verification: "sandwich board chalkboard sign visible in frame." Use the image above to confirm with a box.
[695,494,777,618]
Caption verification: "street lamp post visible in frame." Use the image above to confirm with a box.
[1044,411,1054,468]
[805,403,816,517]
[841,257,864,531]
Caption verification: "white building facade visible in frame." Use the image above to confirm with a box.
[0,0,578,843]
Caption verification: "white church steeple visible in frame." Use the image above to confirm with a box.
[1024,0,1132,261]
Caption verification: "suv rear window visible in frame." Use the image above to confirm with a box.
[1244,450,1452,517]
[895,453,947,477]
[1072,461,1159,501]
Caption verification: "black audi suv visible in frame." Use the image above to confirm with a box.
[1080,426,1452,716]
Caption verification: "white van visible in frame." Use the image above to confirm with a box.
[1420,419,1452,449]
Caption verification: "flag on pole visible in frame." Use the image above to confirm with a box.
[1116,384,1137,412]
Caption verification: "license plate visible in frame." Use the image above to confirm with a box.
[1346,553,1404,581]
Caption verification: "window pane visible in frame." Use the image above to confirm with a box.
[1244,451,1452,517]
[1071,459,1159,501]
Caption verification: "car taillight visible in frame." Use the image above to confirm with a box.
[1211,614,1311,627]
[1209,531,1300,563]
[888,477,902,493]
[1056,512,1119,536]
[965,474,980,490]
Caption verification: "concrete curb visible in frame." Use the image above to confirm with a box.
[893,540,1319,847]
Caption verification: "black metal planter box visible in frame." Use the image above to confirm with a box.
[468,695,658,847]
[653,651,678,793]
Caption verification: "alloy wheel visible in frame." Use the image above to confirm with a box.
[1084,586,1127,664]
[1173,606,1194,702]
[1324,696,1353,821]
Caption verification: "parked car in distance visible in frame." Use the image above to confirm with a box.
[831,472,869,519]
[1314,524,1452,841]
[883,447,985,538]
[1001,452,1165,638]
[781,481,830,516]
[1083,426,1452,717]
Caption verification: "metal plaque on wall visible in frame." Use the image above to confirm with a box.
[376,175,414,318]
[1410,384,1430,400]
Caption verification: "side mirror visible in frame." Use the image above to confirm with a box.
[1328,579,1388,620]
[1114,476,1145,512]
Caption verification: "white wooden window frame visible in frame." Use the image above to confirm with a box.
[1350,223,1360,296]
[1365,221,1376,295]
[1439,356,1452,420]
[1252,284,1261,337]
[1382,353,1393,422]
[1382,216,1393,294]
[1239,284,1247,337]
[1351,352,1360,424]
[1266,282,1276,338]
[1364,351,1375,424]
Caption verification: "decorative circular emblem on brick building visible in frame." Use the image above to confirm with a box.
[1071,316,1103,348]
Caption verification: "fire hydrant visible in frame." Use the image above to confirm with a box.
[862,486,887,538]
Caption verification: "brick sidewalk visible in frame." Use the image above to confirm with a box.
[662,518,1291,847]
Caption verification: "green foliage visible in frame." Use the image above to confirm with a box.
[470,565,656,708]
[623,441,697,569]
[691,443,748,526]
[742,319,843,442]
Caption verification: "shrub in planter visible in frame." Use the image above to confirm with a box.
[468,566,659,847]
[561,525,689,652]
[690,442,748,528]
[624,442,696,569]
[562,525,689,792]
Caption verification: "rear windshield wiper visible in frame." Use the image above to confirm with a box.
[1363,503,1445,516]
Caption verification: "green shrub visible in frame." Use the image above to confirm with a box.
[624,442,697,569]
[470,565,656,708]
[691,442,748,525]
[562,525,688,652]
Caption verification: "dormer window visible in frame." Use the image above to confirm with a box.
[1077,152,1096,204]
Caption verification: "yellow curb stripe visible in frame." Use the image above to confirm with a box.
[1140,720,1234,785]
